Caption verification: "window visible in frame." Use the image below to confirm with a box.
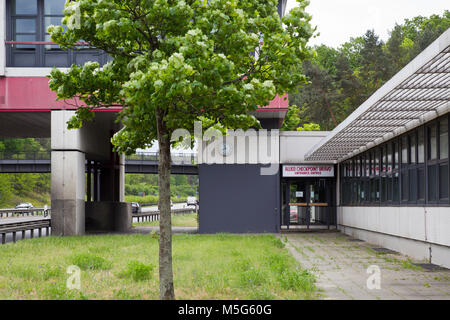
[418,168,425,201]
[440,164,449,200]
[410,133,416,164]
[11,0,37,51]
[401,136,408,164]
[7,0,109,67]
[440,120,448,160]
[428,125,437,161]
[428,165,437,201]
[401,170,408,201]
[418,129,425,164]
[339,114,449,207]
[375,149,380,176]
[387,143,392,173]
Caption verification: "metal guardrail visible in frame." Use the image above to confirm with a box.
[139,200,187,207]
[132,207,197,223]
[126,152,197,165]
[0,218,51,244]
[0,151,197,164]
[0,207,51,218]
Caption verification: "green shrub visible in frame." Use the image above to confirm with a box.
[118,261,154,282]
[70,253,112,270]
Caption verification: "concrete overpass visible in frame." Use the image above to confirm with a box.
[0,151,198,175]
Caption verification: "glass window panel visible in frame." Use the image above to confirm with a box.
[13,0,37,15]
[427,165,437,201]
[394,142,398,170]
[402,136,408,164]
[410,133,416,164]
[409,169,417,201]
[381,146,386,173]
[14,34,36,49]
[44,34,61,50]
[375,150,380,176]
[360,181,364,202]
[418,129,424,164]
[381,176,387,202]
[440,120,448,159]
[365,180,370,203]
[428,125,437,160]
[418,168,425,200]
[387,177,392,201]
[387,143,392,173]
[45,17,65,30]
[350,160,354,177]
[370,152,374,175]
[15,19,36,33]
[401,171,408,201]
[44,0,66,15]
[365,156,370,176]
[356,158,361,177]
[439,164,449,200]
[393,173,399,202]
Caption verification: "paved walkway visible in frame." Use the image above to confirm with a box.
[284,232,450,300]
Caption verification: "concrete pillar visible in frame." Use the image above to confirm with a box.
[51,110,86,236]
[51,110,128,235]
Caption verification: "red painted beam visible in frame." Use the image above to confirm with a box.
[0,76,288,112]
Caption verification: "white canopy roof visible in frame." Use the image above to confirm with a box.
[305,28,450,163]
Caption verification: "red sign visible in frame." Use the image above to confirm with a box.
[282,165,334,177]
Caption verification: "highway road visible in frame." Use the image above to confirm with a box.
[140,202,191,213]
[0,202,197,244]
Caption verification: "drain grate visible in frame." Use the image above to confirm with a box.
[414,263,449,272]
[347,238,364,242]
[371,247,398,254]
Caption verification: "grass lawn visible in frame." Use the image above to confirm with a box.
[0,234,316,300]
[133,213,198,228]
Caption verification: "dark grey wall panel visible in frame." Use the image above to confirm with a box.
[198,164,280,234]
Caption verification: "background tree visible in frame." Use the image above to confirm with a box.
[48,0,314,299]
[289,10,449,131]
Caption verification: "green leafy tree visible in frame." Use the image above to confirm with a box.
[281,105,301,131]
[47,0,313,299]
[297,122,320,131]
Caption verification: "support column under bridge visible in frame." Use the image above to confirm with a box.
[51,110,130,236]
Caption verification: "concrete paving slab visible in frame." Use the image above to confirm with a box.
[282,231,450,300]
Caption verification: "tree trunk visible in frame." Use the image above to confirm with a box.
[156,108,175,300]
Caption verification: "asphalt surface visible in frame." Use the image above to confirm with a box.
[0,203,195,244]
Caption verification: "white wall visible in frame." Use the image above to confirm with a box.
[339,206,450,268]
[198,129,279,165]
[280,131,330,163]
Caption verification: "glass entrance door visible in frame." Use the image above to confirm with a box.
[288,182,308,225]
[282,178,336,229]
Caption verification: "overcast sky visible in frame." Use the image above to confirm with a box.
[286,0,449,48]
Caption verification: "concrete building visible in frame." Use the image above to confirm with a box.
[0,0,290,235]
[0,0,448,268]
